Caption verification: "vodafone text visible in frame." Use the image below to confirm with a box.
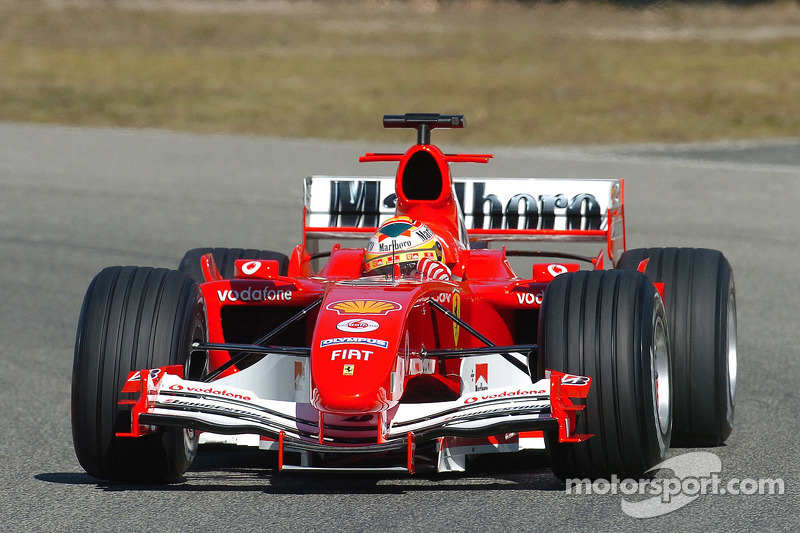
[516,292,545,305]
[168,384,252,401]
[464,389,546,404]
[217,287,292,302]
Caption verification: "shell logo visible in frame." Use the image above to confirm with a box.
[326,299,402,315]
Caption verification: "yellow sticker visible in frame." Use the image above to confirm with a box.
[452,292,461,345]
[343,364,355,376]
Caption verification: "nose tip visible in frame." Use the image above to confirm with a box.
[312,387,390,414]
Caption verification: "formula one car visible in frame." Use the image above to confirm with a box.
[71,114,737,483]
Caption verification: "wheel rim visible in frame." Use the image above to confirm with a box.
[727,291,738,408]
[653,314,671,436]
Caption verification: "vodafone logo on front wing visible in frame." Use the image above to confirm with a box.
[336,319,379,333]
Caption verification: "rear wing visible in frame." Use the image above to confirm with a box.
[303,176,625,264]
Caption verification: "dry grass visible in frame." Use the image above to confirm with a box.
[1,0,800,145]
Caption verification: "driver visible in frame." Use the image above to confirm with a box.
[363,216,452,280]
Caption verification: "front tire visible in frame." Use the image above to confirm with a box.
[539,270,672,480]
[617,247,736,447]
[71,266,206,483]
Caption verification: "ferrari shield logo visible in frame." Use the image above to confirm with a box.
[343,364,355,376]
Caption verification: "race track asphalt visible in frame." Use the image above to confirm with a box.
[0,122,797,531]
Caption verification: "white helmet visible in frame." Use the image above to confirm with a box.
[363,216,442,276]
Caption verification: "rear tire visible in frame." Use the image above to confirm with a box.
[539,270,672,480]
[617,247,736,446]
[71,266,206,483]
[179,247,289,281]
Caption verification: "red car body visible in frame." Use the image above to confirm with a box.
[118,114,627,473]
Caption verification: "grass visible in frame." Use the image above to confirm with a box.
[1,0,799,146]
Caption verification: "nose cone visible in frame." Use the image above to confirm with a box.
[312,283,427,413]
[312,338,396,413]
[312,292,412,413]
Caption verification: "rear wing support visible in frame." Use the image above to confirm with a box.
[382,113,464,145]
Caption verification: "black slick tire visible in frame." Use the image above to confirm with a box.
[71,266,206,483]
[539,270,672,480]
[617,248,736,447]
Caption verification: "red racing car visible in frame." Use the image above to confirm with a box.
[71,114,737,483]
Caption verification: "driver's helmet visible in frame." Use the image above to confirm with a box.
[363,216,442,276]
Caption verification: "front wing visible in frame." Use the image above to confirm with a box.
[118,367,592,471]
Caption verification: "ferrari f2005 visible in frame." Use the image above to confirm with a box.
[71,114,737,483]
